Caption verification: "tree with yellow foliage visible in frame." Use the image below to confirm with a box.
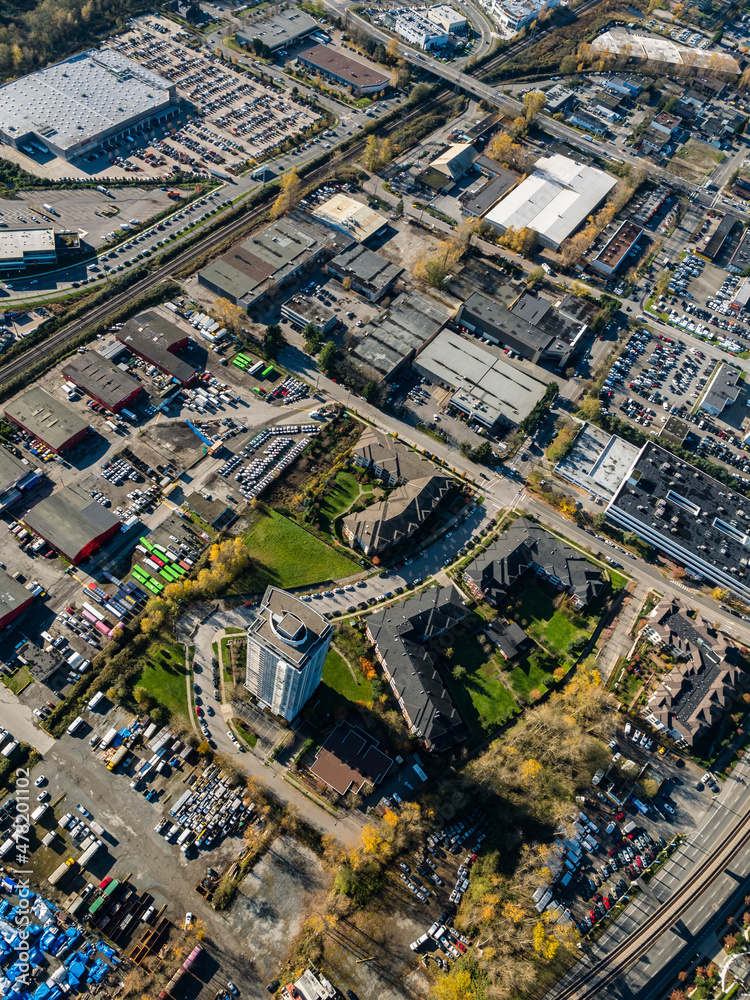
[503,901,527,923]
[271,167,301,218]
[522,89,547,123]
[211,296,246,336]
[520,758,543,782]
[432,968,477,1000]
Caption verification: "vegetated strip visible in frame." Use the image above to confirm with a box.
[557,806,750,999]
[0,90,451,399]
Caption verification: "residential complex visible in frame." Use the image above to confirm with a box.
[245,587,333,721]
[342,474,453,557]
[366,586,468,753]
[464,517,605,609]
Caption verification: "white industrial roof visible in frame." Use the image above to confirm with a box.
[0,228,55,263]
[312,194,385,242]
[484,153,617,249]
[0,49,173,154]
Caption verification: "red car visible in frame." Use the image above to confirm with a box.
[195,706,203,717]
[616,812,625,822]
[589,909,597,922]
[603,898,611,910]
[99,877,112,889]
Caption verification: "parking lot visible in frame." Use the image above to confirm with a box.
[601,325,750,484]
[108,15,320,175]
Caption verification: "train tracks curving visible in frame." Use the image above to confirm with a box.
[0,94,449,392]
[553,803,750,999]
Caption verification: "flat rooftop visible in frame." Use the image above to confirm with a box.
[5,387,89,451]
[312,194,386,242]
[236,8,318,50]
[0,229,55,263]
[607,442,750,596]
[0,49,174,155]
[555,422,639,499]
[297,44,389,91]
[62,351,141,410]
[592,220,644,273]
[484,153,617,249]
[703,362,741,413]
[415,328,549,427]
[117,310,195,384]
[281,294,335,328]
[0,446,36,495]
[248,586,331,667]
[350,290,451,382]
[328,244,403,290]
[0,568,33,624]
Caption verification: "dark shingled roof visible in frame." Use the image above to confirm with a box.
[366,586,468,753]
[464,517,605,608]
[343,474,452,556]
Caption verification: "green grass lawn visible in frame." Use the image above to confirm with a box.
[319,471,362,528]
[231,509,358,594]
[445,634,518,736]
[4,666,32,696]
[136,641,188,718]
[511,586,587,655]
[323,648,372,704]
[508,651,555,703]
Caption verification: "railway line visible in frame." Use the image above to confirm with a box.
[552,801,750,999]
[0,94,449,392]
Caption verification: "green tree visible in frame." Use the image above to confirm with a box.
[527,266,545,288]
[301,322,324,354]
[318,341,338,374]
[263,324,284,360]
[408,82,430,106]
[470,441,493,464]
[361,380,376,402]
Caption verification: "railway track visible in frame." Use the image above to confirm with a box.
[473,0,606,82]
[553,803,750,1000]
[0,94,449,391]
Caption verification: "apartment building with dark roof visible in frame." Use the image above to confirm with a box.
[366,586,468,753]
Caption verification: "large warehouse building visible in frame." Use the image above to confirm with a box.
[5,388,89,454]
[484,154,617,250]
[296,45,389,96]
[413,329,551,431]
[0,229,57,273]
[198,212,351,308]
[236,8,318,53]
[0,567,34,630]
[0,48,179,163]
[117,311,196,386]
[62,352,142,413]
[23,484,120,564]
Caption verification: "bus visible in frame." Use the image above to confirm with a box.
[248,360,264,377]
[261,365,274,378]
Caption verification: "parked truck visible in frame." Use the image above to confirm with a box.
[48,859,75,886]
[107,745,129,771]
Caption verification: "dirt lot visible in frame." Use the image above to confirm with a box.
[226,835,330,979]
[670,139,725,183]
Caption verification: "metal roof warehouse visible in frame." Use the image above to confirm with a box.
[5,387,89,454]
[23,483,121,564]
[62,352,142,413]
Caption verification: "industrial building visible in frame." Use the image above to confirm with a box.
[0,568,34,630]
[728,227,750,274]
[116,311,196,385]
[296,45,389,95]
[0,49,178,163]
[311,194,387,243]
[0,447,44,512]
[5,388,89,454]
[426,4,467,32]
[198,211,351,308]
[342,474,452,557]
[695,213,738,262]
[590,220,644,276]
[464,517,605,610]
[366,586,468,753]
[491,0,561,30]
[280,294,336,334]
[326,245,403,301]
[61,352,142,414]
[455,289,587,367]
[383,8,449,49]
[348,290,451,384]
[606,442,750,603]
[554,422,639,502]
[236,8,318,52]
[0,229,57,273]
[414,329,551,431]
[459,165,518,218]
[484,154,618,250]
[244,586,333,721]
[23,484,121,564]
[701,362,742,416]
